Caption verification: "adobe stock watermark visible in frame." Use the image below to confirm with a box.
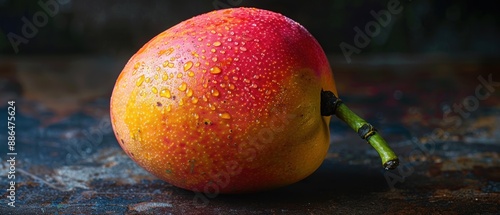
[192,108,296,208]
[384,74,499,189]
[340,0,405,63]
[7,0,69,54]
[64,117,113,165]
[212,0,243,9]
[441,74,500,127]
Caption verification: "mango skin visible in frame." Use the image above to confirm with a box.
[110,7,336,193]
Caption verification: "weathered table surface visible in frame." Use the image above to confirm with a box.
[0,56,499,214]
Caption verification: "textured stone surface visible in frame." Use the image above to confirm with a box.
[0,56,498,214]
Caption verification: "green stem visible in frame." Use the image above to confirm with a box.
[321,90,399,170]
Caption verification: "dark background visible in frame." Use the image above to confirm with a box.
[0,0,499,57]
[0,0,499,214]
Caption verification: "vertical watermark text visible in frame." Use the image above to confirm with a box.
[6,101,17,207]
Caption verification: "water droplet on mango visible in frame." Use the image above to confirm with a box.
[160,89,172,98]
[186,88,193,97]
[136,75,145,86]
[184,61,193,71]
[178,82,187,91]
[165,48,174,56]
[219,112,231,119]
[209,103,216,110]
[211,89,220,97]
[210,66,222,74]
[134,62,141,69]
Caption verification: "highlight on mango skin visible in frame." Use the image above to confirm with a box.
[110,7,398,194]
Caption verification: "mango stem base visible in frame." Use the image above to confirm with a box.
[321,90,399,170]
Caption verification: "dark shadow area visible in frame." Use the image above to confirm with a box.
[203,161,389,207]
